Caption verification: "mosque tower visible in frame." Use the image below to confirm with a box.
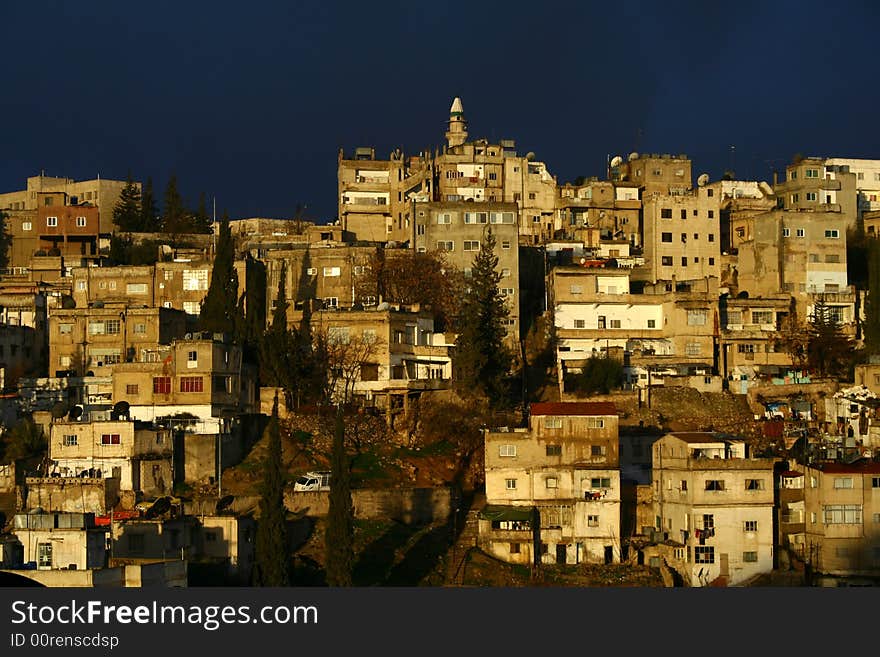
[445,96,468,148]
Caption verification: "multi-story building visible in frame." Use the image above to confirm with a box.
[48,419,174,493]
[719,295,795,384]
[651,432,777,586]
[0,174,136,234]
[481,401,621,566]
[337,146,431,244]
[773,157,858,230]
[556,180,642,249]
[549,267,719,391]
[610,152,692,196]
[10,511,107,571]
[0,284,48,386]
[310,305,451,419]
[48,304,187,377]
[413,200,520,342]
[640,186,722,284]
[795,461,880,583]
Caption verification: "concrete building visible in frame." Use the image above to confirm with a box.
[651,432,777,586]
[481,401,621,566]
[556,179,642,249]
[0,173,136,234]
[47,419,174,494]
[640,186,722,284]
[10,511,106,571]
[719,295,795,382]
[413,200,520,342]
[610,152,692,197]
[48,304,187,377]
[337,146,431,244]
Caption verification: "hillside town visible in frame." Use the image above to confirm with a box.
[1,97,880,588]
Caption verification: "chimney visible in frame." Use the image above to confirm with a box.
[772,171,778,187]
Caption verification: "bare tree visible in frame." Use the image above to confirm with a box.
[313,326,382,404]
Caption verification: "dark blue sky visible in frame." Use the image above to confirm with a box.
[2,1,878,223]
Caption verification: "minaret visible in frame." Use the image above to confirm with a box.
[445,96,468,148]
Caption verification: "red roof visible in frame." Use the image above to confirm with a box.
[530,402,617,417]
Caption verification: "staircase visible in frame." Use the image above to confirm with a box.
[445,492,485,586]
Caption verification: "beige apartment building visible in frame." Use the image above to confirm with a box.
[337,147,432,244]
[720,295,795,383]
[0,173,135,234]
[652,432,777,586]
[774,157,858,229]
[310,306,451,417]
[49,304,187,377]
[610,152,692,196]
[413,200,520,342]
[48,419,173,493]
[11,511,107,571]
[71,261,214,318]
[556,180,642,249]
[796,461,880,581]
[549,268,719,390]
[640,186,722,284]
[481,401,621,566]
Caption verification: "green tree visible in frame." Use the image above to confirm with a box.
[2,416,47,462]
[252,394,290,586]
[453,228,512,407]
[807,298,853,378]
[0,211,12,270]
[112,173,142,232]
[568,356,624,395]
[161,174,189,238]
[324,405,353,586]
[107,233,133,265]
[863,239,880,354]
[198,215,240,336]
[260,262,296,402]
[194,191,212,234]
[140,177,159,233]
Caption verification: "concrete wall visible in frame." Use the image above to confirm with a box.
[285,487,456,524]
[24,477,119,514]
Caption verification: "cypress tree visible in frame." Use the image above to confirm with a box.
[260,262,295,399]
[0,211,11,270]
[453,228,512,407]
[112,173,142,232]
[864,239,880,354]
[195,191,212,234]
[324,405,353,586]
[161,174,187,236]
[199,214,240,335]
[253,394,290,586]
[140,177,159,233]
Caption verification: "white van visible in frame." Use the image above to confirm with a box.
[293,471,331,491]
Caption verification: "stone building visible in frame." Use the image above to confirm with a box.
[651,432,777,586]
[481,401,621,566]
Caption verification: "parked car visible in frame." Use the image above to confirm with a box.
[293,471,331,492]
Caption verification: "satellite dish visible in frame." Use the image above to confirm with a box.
[376,301,391,311]
[610,155,623,168]
[697,173,710,187]
[216,495,235,513]
[68,405,83,421]
[525,152,536,161]
[51,402,70,419]
[628,152,639,162]
[112,401,130,421]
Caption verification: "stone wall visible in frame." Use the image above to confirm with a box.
[24,477,119,514]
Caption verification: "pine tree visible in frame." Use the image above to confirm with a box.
[864,239,880,354]
[260,263,294,398]
[112,173,142,232]
[194,191,212,234]
[140,177,159,233]
[198,214,240,336]
[324,405,353,586]
[453,228,512,407]
[807,298,852,378]
[0,211,12,270]
[252,394,290,586]
[161,174,188,237]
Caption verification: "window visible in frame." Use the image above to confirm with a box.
[180,376,204,392]
[437,213,451,224]
[570,284,582,295]
[647,319,656,328]
[323,266,341,277]
[105,319,120,335]
[872,477,880,488]
[38,543,52,568]
[125,383,139,395]
[751,311,773,325]
[182,269,208,291]
[153,376,171,394]
[436,241,454,251]
[806,168,819,178]
[587,515,599,527]
[544,417,562,429]
[823,504,862,524]
[499,444,517,457]
[126,283,148,294]
[707,210,715,218]
[509,543,520,554]
[791,194,799,203]
[680,480,688,491]
[661,208,672,219]
[587,418,605,429]
[687,309,707,326]
[825,229,840,238]
[743,551,758,563]
[825,254,840,263]
[590,477,611,488]
[546,444,562,456]
[705,479,725,491]
[505,478,517,490]
[22,221,32,231]
[744,520,758,532]
[681,257,688,266]
[609,319,621,328]
[76,216,87,227]
[745,479,764,490]
[708,257,715,265]
[164,270,174,280]
[501,288,515,297]
[463,240,480,251]
[661,232,672,242]
[63,434,78,446]
[501,240,511,249]
[591,445,606,457]
[661,256,673,266]
[796,228,805,237]
[574,319,586,329]
[101,434,121,445]
[809,253,820,263]
[685,342,701,355]
[545,477,558,489]
[183,301,201,316]
[694,547,715,564]
[46,216,58,227]
[806,192,817,201]
[782,228,790,237]
[833,477,854,489]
